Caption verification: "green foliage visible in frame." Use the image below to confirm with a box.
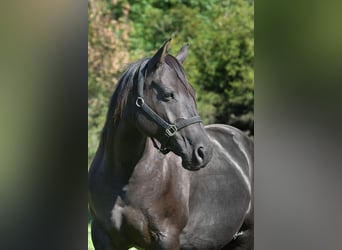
[126,0,254,132]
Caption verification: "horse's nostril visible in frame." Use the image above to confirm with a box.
[197,146,205,161]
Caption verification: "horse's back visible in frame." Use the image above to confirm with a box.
[180,124,253,250]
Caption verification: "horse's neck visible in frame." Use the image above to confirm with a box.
[104,119,148,179]
[103,118,189,205]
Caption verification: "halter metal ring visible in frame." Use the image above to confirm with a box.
[136,97,144,108]
[165,124,177,137]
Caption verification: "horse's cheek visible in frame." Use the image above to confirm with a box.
[136,113,158,136]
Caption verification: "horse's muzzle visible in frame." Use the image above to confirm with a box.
[181,142,213,171]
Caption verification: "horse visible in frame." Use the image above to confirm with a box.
[88,39,254,250]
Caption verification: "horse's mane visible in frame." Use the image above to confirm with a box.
[99,54,195,146]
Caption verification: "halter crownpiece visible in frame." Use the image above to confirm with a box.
[135,65,202,154]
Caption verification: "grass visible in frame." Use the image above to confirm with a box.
[88,223,138,250]
[88,224,95,250]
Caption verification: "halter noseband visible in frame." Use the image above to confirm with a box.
[135,65,202,154]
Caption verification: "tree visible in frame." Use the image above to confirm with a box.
[126,0,254,134]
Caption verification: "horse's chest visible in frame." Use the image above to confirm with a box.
[107,181,157,241]
[109,180,188,247]
[110,196,159,247]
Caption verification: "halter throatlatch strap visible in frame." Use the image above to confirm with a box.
[135,65,202,154]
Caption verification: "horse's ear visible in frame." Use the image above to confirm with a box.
[176,43,189,64]
[147,39,171,73]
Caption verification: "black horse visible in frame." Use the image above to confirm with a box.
[89,40,253,250]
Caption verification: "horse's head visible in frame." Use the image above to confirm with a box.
[134,39,213,171]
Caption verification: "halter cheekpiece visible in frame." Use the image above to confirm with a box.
[135,65,202,154]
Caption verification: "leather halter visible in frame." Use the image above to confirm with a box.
[135,65,202,154]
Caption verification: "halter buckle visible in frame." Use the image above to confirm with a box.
[165,124,177,137]
[136,97,144,108]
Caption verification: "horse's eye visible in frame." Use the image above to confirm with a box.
[163,92,174,101]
